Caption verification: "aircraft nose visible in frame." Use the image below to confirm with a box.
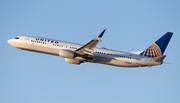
[7,39,11,44]
[7,39,13,45]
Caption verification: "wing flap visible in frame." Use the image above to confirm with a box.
[75,29,106,56]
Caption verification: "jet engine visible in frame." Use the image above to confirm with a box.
[59,49,75,58]
[65,58,82,65]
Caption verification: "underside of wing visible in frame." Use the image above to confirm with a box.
[75,29,106,56]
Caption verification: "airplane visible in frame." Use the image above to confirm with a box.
[7,29,173,68]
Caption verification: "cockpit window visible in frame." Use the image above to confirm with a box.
[15,37,19,39]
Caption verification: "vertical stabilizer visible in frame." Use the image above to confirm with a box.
[140,32,173,57]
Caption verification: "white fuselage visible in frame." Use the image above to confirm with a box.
[7,36,161,67]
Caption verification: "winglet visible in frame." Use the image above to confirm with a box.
[75,29,106,55]
[98,29,106,38]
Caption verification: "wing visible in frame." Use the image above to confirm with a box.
[75,29,106,56]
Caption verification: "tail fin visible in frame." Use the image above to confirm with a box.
[140,32,173,57]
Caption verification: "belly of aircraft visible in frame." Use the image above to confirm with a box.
[95,59,146,67]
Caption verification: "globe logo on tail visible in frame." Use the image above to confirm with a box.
[141,43,162,57]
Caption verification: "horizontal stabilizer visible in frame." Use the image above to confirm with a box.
[150,55,166,62]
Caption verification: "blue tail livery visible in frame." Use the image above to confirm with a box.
[140,32,173,57]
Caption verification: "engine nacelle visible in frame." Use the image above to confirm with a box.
[65,58,81,65]
[59,49,74,58]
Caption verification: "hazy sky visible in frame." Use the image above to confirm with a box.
[1,0,180,103]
